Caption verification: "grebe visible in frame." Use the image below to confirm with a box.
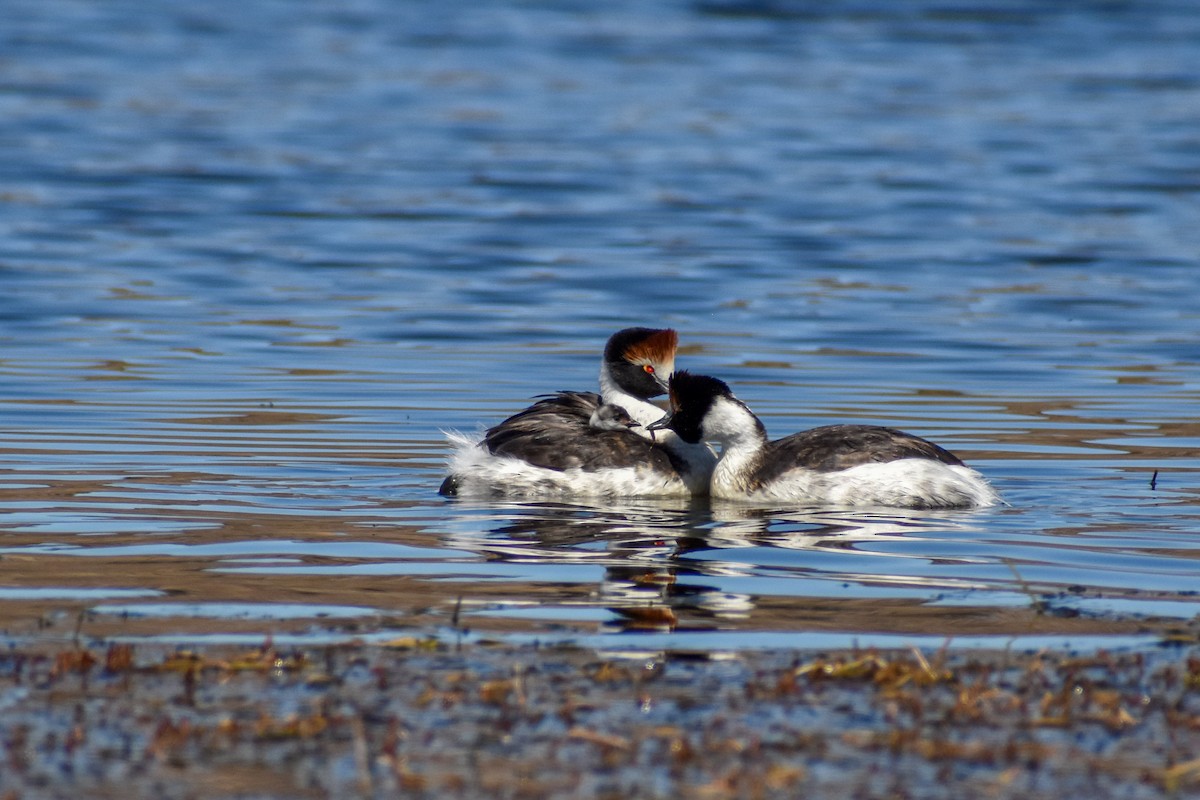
[649,372,999,509]
[589,403,642,432]
[439,328,715,498]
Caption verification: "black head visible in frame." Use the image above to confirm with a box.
[602,327,677,399]
[648,371,732,444]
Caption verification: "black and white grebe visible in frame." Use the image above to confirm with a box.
[649,372,999,509]
[440,328,716,498]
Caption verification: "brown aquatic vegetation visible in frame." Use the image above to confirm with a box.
[0,640,1197,798]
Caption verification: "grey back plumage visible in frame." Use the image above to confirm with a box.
[483,391,677,473]
[751,423,965,488]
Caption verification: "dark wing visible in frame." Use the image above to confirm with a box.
[756,424,964,485]
[484,391,600,455]
[484,391,676,473]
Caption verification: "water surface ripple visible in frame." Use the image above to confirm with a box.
[1,0,1198,651]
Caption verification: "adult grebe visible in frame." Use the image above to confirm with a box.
[439,328,715,498]
[649,372,999,509]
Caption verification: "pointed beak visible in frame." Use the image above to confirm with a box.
[647,413,673,433]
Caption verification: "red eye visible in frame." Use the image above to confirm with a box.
[643,365,655,375]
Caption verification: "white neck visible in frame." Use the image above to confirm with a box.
[597,362,719,493]
[598,362,664,429]
[704,398,769,496]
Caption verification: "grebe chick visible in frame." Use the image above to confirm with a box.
[649,372,999,509]
[589,403,640,432]
[440,328,715,498]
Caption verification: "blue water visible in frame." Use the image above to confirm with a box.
[1,0,1199,650]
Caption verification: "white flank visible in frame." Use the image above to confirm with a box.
[713,457,1000,509]
[441,430,692,498]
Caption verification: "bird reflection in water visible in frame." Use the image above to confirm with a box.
[437,499,986,636]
